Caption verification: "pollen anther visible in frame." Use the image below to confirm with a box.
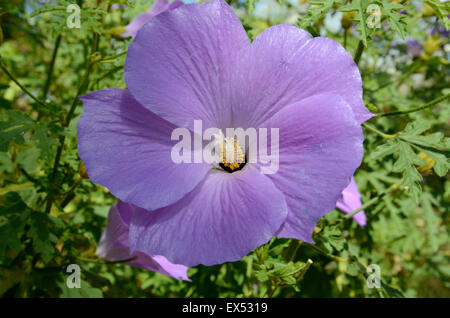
[219,137,245,172]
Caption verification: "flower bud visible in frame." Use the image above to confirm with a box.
[79,161,89,179]
[421,4,435,17]
[341,12,355,29]
[366,103,378,113]
[107,26,127,41]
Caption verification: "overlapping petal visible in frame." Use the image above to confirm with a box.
[261,93,364,242]
[122,0,184,38]
[77,88,210,211]
[96,201,189,280]
[129,165,288,266]
[125,0,250,130]
[231,24,373,128]
[336,177,366,226]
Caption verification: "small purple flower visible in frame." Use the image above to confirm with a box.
[122,0,184,38]
[111,4,128,10]
[78,0,373,266]
[390,40,423,58]
[407,40,423,58]
[336,177,366,226]
[431,25,450,38]
[96,201,190,281]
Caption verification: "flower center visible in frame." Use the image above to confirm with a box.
[219,137,246,173]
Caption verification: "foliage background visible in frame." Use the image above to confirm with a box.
[0,0,448,298]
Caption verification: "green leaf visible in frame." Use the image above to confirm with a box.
[345,262,361,277]
[421,192,442,252]
[320,226,345,252]
[27,213,59,263]
[298,0,344,29]
[0,110,34,151]
[32,124,59,161]
[340,0,372,47]
[0,193,30,262]
[393,141,424,202]
[399,122,449,178]
[58,280,104,298]
[381,281,405,298]
[425,0,450,30]
[369,139,398,160]
[370,121,449,201]
[380,1,408,38]
[421,149,448,177]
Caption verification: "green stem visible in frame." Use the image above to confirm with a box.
[353,40,364,65]
[295,259,313,282]
[60,176,83,208]
[0,60,47,108]
[343,28,348,49]
[362,123,397,139]
[65,33,99,128]
[41,35,62,100]
[303,242,350,263]
[377,93,450,117]
[99,50,127,63]
[287,240,303,262]
[45,32,99,213]
[94,64,123,86]
[75,255,136,265]
[345,180,402,220]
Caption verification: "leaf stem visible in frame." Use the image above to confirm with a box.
[99,50,127,63]
[353,40,364,65]
[41,35,62,101]
[75,255,136,265]
[303,242,350,263]
[287,240,303,262]
[0,59,47,108]
[345,180,403,220]
[45,32,99,213]
[60,176,83,208]
[343,28,348,49]
[362,123,397,139]
[377,93,450,117]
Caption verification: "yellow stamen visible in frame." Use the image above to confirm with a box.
[220,137,245,171]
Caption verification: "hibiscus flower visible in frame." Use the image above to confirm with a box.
[78,0,373,266]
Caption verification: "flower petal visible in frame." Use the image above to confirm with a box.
[129,165,288,266]
[122,0,184,38]
[336,177,366,226]
[262,93,364,242]
[78,88,209,211]
[125,0,250,130]
[96,202,189,281]
[231,24,373,128]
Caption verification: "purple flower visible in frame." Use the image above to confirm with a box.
[390,40,423,58]
[431,25,450,38]
[96,201,190,281]
[111,4,128,10]
[121,0,184,38]
[78,0,373,266]
[336,177,366,226]
[407,40,423,58]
